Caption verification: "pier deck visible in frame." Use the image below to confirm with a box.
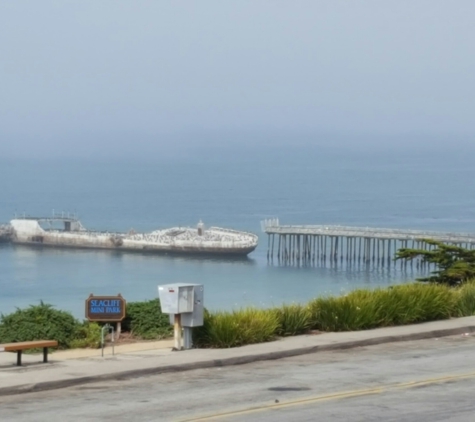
[261,219,475,266]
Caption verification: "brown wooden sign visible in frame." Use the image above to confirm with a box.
[85,294,126,322]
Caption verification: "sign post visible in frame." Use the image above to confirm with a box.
[85,294,126,356]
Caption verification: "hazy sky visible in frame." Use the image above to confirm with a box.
[1,1,474,157]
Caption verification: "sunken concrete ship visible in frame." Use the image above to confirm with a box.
[0,224,12,243]
[5,216,258,256]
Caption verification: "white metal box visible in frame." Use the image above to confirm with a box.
[158,283,204,327]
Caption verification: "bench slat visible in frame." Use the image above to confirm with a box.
[0,340,58,352]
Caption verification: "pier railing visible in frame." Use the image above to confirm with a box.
[261,219,475,267]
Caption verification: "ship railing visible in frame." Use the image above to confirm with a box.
[209,227,259,239]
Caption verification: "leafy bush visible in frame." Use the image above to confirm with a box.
[0,302,80,349]
[122,299,172,340]
[70,321,102,349]
[193,308,279,348]
[274,304,313,336]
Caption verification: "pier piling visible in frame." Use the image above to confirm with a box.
[262,220,475,268]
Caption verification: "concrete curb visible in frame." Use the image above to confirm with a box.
[1,324,474,397]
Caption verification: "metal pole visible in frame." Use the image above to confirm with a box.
[183,327,193,350]
[110,325,115,356]
[101,324,110,358]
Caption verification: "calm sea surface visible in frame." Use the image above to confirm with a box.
[1,144,474,318]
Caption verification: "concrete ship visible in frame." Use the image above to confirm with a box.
[7,216,258,256]
[0,224,12,243]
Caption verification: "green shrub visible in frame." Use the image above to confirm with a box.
[309,291,379,332]
[194,308,279,348]
[3,283,471,351]
[378,284,457,325]
[122,299,172,340]
[194,283,463,347]
[192,308,212,347]
[309,283,458,332]
[274,304,313,336]
[193,310,240,348]
[366,287,410,326]
[70,321,102,349]
[456,281,475,317]
[0,302,80,349]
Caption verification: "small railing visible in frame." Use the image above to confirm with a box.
[261,220,475,242]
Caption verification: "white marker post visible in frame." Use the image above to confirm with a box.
[174,314,183,351]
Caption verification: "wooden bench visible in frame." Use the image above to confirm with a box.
[0,340,58,366]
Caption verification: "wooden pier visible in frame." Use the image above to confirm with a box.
[261,219,475,266]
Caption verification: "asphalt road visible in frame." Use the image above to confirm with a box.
[2,335,475,421]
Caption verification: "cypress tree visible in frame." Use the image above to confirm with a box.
[396,240,475,286]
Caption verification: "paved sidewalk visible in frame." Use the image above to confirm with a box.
[1,316,475,397]
[52,339,175,359]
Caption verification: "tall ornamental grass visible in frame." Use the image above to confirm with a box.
[195,281,475,348]
[455,282,475,316]
[3,282,475,350]
[193,308,279,348]
[274,304,313,336]
[309,284,457,332]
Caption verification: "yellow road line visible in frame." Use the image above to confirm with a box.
[179,371,475,422]
[395,371,475,389]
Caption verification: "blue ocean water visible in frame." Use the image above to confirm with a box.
[1,143,474,318]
